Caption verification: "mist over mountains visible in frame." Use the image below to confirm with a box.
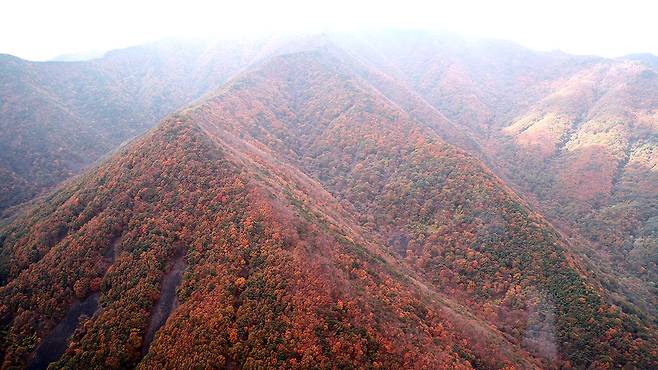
[0,30,656,369]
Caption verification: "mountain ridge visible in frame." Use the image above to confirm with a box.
[0,32,657,369]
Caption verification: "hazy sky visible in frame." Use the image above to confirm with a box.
[1,0,657,60]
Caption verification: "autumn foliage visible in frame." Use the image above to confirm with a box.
[0,41,656,369]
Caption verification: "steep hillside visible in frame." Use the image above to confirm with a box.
[494,62,658,302]
[333,31,597,134]
[1,33,656,369]
[0,39,268,213]
[176,50,657,368]
[334,31,658,321]
[1,110,543,369]
[624,53,658,70]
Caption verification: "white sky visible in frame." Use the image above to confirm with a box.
[1,0,657,61]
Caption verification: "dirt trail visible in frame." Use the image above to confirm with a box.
[27,293,100,370]
[141,254,186,356]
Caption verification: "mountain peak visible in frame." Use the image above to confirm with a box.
[1,32,657,369]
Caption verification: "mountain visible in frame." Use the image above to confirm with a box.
[186,47,658,367]
[49,51,105,62]
[623,53,658,71]
[1,44,656,369]
[0,64,535,369]
[0,38,273,213]
[5,33,654,299]
[491,60,658,313]
[324,30,657,320]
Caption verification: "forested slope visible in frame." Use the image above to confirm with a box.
[0,39,267,212]
[1,34,656,369]
[177,49,658,368]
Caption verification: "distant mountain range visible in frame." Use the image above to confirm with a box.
[1,31,656,369]
[623,53,658,70]
[49,51,106,62]
[0,38,273,212]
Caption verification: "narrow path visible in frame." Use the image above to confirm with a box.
[141,254,186,356]
[26,236,121,369]
[26,293,100,370]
